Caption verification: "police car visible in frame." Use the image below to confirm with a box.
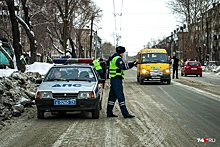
[35,58,104,119]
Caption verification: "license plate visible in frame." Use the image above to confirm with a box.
[151,73,159,76]
[153,67,160,70]
[150,71,162,76]
[54,99,76,105]
[191,68,197,70]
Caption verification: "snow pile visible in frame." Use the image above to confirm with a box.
[0,62,54,130]
[25,62,54,75]
[0,62,54,77]
[203,65,220,75]
[0,71,41,129]
[211,66,220,74]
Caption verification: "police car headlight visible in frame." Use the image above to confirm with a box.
[78,91,95,99]
[36,91,53,99]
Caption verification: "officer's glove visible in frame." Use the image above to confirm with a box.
[132,61,137,67]
[133,60,139,65]
[130,60,135,65]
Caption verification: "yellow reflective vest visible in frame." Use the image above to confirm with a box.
[93,60,102,70]
[109,56,124,78]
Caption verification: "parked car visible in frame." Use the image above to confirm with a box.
[181,61,202,77]
[35,58,105,119]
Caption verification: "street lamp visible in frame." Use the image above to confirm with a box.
[93,30,102,59]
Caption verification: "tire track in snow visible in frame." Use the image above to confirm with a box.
[121,83,170,146]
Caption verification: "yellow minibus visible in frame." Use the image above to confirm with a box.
[136,48,171,84]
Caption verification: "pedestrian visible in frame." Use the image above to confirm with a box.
[107,46,137,118]
[172,56,179,79]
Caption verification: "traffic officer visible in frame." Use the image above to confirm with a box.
[93,58,104,78]
[107,46,137,118]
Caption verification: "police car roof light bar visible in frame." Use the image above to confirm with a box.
[53,58,93,64]
[78,58,93,63]
[53,58,68,64]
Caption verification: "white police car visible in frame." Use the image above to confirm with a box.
[35,58,104,119]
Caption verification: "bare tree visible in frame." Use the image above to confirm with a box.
[167,0,218,61]
[5,0,25,72]
[73,1,102,58]
[43,0,102,58]
[17,0,37,64]
[1,0,102,69]
[101,42,115,58]
[29,0,56,61]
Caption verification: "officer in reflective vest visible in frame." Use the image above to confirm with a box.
[107,46,137,118]
[93,58,104,78]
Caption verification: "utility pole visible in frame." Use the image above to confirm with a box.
[89,15,94,58]
[63,0,68,58]
[180,25,186,61]
[206,18,209,61]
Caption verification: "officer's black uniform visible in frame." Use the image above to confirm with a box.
[99,58,107,79]
[107,46,136,118]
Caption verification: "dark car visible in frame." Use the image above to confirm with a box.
[181,61,202,77]
[35,58,105,119]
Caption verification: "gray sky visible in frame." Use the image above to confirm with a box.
[93,0,179,56]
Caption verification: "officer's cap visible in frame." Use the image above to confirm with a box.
[116,46,126,54]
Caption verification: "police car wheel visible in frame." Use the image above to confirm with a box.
[99,100,102,110]
[92,103,100,119]
[37,109,44,119]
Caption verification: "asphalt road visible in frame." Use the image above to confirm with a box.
[0,68,219,147]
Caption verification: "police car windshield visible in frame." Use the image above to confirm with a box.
[44,67,96,82]
[141,53,168,63]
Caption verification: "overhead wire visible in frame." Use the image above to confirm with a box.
[112,0,124,47]
[113,0,117,47]
[118,0,123,45]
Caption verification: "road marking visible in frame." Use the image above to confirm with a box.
[52,123,77,147]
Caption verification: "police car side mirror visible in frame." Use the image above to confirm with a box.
[36,79,43,84]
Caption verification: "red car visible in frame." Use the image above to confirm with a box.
[181,61,202,77]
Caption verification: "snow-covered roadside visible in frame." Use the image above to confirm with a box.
[0,62,54,77]
[202,65,220,75]
[211,66,220,75]
[0,71,42,129]
[0,62,53,130]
